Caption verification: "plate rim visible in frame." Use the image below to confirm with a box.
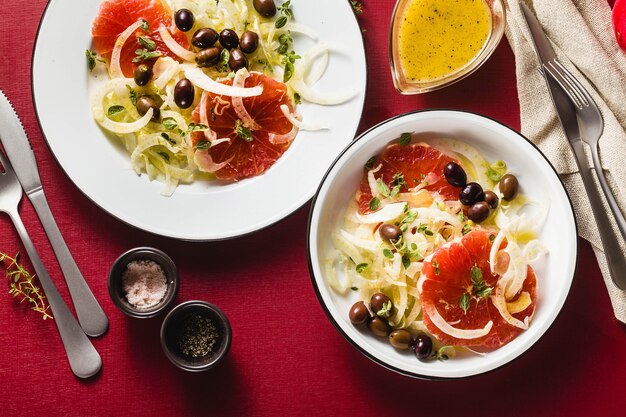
[306,109,579,380]
[30,0,368,242]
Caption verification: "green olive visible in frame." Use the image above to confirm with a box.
[389,329,413,350]
[500,174,519,201]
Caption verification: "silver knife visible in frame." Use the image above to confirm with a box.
[0,90,109,335]
[519,1,626,290]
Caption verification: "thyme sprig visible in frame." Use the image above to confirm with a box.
[0,252,52,320]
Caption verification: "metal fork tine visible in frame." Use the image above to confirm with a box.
[552,59,590,107]
[544,60,588,109]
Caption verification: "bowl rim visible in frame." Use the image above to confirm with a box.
[306,109,578,380]
[107,246,180,318]
[160,300,233,372]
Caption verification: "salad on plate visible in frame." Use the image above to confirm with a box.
[327,134,548,361]
[87,0,355,195]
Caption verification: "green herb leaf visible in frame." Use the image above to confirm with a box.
[376,300,393,318]
[126,85,138,105]
[459,293,470,313]
[283,61,295,82]
[107,105,126,117]
[158,151,170,161]
[162,117,178,131]
[376,178,390,197]
[140,19,149,31]
[138,36,157,50]
[216,49,230,72]
[432,258,440,275]
[462,223,472,236]
[132,48,162,63]
[435,346,454,361]
[235,119,253,141]
[294,92,301,105]
[195,140,210,151]
[399,132,412,146]
[369,197,380,211]
[382,249,394,259]
[351,286,359,291]
[85,49,104,72]
[355,263,368,273]
[401,254,411,269]
[275,15,288,28]
[364,156,377,170]
[489,234,496,243]
[470,265,492,298]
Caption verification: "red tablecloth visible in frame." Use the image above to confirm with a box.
[1,1,625,416]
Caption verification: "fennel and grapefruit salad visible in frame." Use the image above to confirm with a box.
[87,0,355,195]
[327,135,548,361]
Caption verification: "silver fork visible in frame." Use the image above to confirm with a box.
[544,59,626,243]
[0,148,101,378]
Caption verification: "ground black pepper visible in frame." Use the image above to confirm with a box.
[177,313,219,358]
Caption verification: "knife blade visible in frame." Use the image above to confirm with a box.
[519,1,626,290]
[0,90,109,333]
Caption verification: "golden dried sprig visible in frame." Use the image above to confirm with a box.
[0,252,53,320]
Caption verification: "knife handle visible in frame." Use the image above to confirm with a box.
[571,139,626,290]
[589,146,626,244]
[28,189,108,337]
[8,210,101,379]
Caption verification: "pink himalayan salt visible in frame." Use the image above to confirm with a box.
[121,259,168,309]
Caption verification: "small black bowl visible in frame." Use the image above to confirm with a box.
[160,301,232,372]
[108,247,179,318]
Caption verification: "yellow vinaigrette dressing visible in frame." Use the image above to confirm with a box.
[398,0,492,82]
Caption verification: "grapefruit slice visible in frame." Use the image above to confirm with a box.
[190,72,295,181]
[357,143,461,214]
[420,230,537,348]
[92,0,189,77]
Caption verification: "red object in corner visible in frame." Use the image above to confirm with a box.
[612,0,626,49]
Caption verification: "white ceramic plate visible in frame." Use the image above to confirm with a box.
[32,0,366,240]
[308,110,577,379]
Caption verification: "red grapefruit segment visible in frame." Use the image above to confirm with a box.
[92,0,189,77]
[357,143,461,214]
[191,72,294,181]
[421,230,537,348]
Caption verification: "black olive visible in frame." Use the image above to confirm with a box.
[459,182,485,206]
[468,201,490,223]
[368,316,392,337]
[136,96,160,121]
[253,0,277,17]
[389,329,413,350]
[191,28,219,49]
[499,174,519,201]
[228,48,248,72]
[370,292,393,318]
[444,162,467,187]
[174,79,194,109]
[349,301,370,325]
[413,334,433,360]
[133,64,152,86]
[195,47,221,67]
[379,223,402,242]
[483,190,499,209]
[219,29,239,50]
[239,31,259,54]
[174,9,195,32]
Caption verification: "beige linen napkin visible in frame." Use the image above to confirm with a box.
[504,0,626,322]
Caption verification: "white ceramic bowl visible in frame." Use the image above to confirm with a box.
[307,110,577,379]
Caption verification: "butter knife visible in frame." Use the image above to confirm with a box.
[0,90,109,335]
[519,1,626,290]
